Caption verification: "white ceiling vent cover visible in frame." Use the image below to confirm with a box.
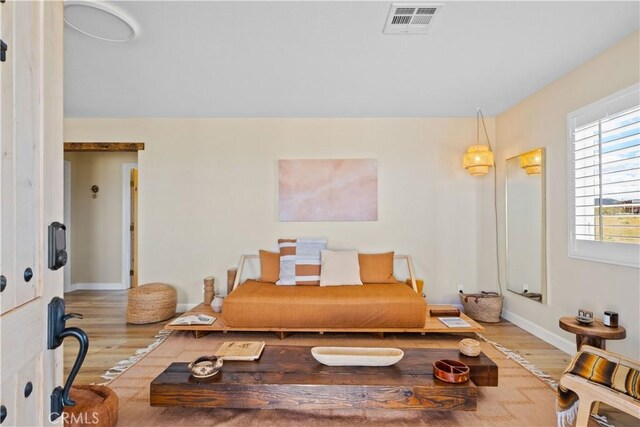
[383,4,442,35]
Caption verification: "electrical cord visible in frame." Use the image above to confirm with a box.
[477,108,503,296]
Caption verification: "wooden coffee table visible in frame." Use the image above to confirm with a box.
[150,346,498,411]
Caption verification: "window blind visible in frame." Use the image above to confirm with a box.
[572,105,640,244]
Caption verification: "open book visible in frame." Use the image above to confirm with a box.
[169,314,216,326]
[438,317,471,328]
[214,341,265,361]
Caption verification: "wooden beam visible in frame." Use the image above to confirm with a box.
[64,142,145,152]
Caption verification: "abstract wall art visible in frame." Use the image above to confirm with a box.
[278,159,378,222]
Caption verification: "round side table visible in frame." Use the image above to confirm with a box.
[559,316,626,351]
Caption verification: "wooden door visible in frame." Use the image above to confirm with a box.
[0,1,64,425]
[131,168,138,287]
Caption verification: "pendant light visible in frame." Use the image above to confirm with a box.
[463,109,494,176]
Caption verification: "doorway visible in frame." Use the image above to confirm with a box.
[63,143,143,291]
[122,163,138,288]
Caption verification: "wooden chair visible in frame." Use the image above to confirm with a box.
[559,345,640,426]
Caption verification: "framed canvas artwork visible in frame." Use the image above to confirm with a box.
[278,159,378,222]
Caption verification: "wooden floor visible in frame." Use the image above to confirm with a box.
[66,290,635,425]
[65,290,573,385]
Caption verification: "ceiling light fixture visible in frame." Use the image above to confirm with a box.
[463,109,495,176]
[64,0,139,42]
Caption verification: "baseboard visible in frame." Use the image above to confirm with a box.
[69,282,126,291]
[501,309,575,355]
[176,303,199,313]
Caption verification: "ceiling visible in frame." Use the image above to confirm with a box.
[64,1,640,118]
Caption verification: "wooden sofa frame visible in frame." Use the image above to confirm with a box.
[232,254,419,292]
[166,254,485,338]
[559,345,640,426]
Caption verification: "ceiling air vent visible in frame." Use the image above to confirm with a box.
[383,4,442,35]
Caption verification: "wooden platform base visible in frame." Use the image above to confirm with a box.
[150,346,498,411]
[165,304,484,338]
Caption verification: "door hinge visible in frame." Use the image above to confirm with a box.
[130,225,134,231]
[1,40,7,62]
[129,269,134,276]
[130,180,134,187]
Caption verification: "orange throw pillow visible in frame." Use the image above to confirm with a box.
[259,250,280,283]
[358,252,398,283]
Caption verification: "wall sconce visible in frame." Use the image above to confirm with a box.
[463,109,495,176]
[520,148,542,175]
[91,185,99,199]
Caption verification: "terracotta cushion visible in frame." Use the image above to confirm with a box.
[259,250,280,282]
[222,280,426,328]
[358,252,399,283]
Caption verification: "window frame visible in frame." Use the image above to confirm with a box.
[567,83,640,268]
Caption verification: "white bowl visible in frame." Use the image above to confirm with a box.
[311,347,404,366]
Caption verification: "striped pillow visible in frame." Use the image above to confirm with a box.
[276,238,327,285]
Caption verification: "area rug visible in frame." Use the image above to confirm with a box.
[105,331,558,426]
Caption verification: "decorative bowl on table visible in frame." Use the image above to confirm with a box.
[311,347,404,366]
[433,359,470,383]
[458,338,482,357]
[188,355,223,378]
[575,316,594,325]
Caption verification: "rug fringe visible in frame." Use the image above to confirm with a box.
[475,332,558,390]
[98,330,172,384]
[557,401,578,427]
[476,333,615,427]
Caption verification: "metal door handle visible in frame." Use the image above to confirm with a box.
[47,297,89,420]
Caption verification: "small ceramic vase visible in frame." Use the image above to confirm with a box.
[211,295,224,313]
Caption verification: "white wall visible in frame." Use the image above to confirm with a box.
[64,118,496,307]
[496,31,640,359]
[64,151,137,287]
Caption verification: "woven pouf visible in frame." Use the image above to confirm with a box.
[126,283,177,324]
[63,384,118,427]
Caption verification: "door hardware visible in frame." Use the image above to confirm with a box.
[0,405,6,424]
[48,222,67,270]
[0,40,6,62]
[23,267,33,282]
[0,275,5,292]
[24,382,33,398]
[47,297,89,420]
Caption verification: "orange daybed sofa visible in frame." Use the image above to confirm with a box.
[222,254,427,329]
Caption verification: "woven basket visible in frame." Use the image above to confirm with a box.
[459,291,503,323]
[458,338,482,357]
[126,283,177,324]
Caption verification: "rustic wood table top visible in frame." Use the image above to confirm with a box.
[150,345,498,411]
[559,316,626,351]
[558,317,626,339]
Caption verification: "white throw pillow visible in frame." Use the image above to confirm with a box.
[319,250,363,286]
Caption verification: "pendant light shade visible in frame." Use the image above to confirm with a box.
[463,109,494,176]
[520,148,542,175]
[463,144,494,176]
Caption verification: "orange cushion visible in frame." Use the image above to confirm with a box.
[358,252,398,283]
[259,250,280,282]
[223,280,426,328]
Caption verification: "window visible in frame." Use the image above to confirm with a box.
[568,84,640,267]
